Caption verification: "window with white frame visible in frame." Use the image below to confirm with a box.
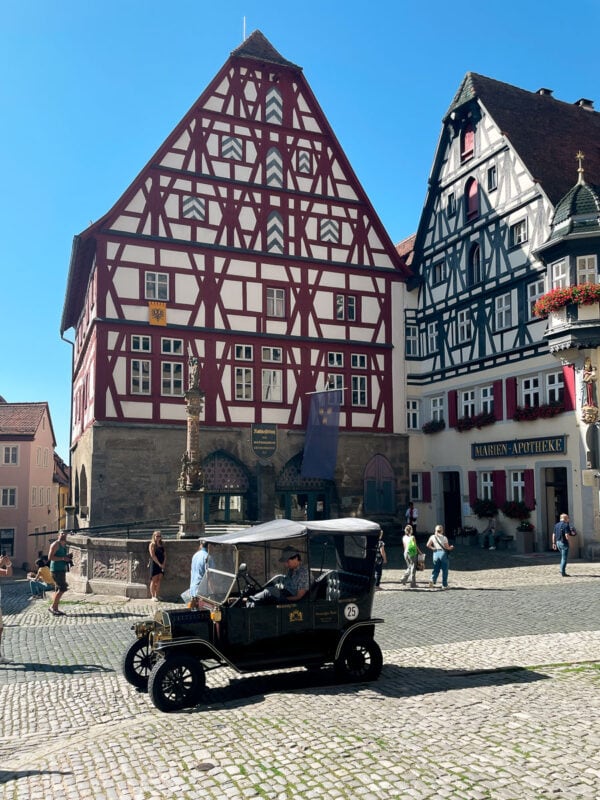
[328,374,344,390]
[546,371,564,404]
[262,346,283,363]
[235,368,253,401]
[235,344,253,361]
[0,529,15,557]
[132,335,151,352]
[527,278,545,319]
[266,287,285,318]
[480,385,494,414]
[577,255,597,284]
[407,400,420,430]
[433,262,446,284]
[431,396,444,421]
[521,376,540,407]
[1,488,16,507]
[461,389,475,418]
[457,309,472,343]
[3,446,18,465]
[131,360,151,394]
[510,470,525,502]
[510,219,528,247]
[336,294,357,321]
[351,375,367,406]
[328,352,344,368]
[161,338,183,355]
[487,165,497,191]
[32,486,37,506]
[36,447,41,466]
[427,321,438,353]
[495,293,512,330]
[480,471,494,500]
[551,260,568,289]
[262,369,282,402]
[145,272,169,301]
[406,326,418,356]
[447,192,456,216]
[161,362,183,395]
[410,472,422,501]
[351,354,367,369]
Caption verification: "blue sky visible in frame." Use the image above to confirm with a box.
[1,0,598,460]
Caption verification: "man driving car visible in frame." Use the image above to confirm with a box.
[247,546,309,605]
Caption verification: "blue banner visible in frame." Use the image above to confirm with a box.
[301,390,342,480]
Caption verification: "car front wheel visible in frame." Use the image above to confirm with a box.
[121,636,155,692]
[334,637,383,682]
[148,653,206,712]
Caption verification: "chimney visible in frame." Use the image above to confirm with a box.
[575,98,594,110]
[536,88,553,96]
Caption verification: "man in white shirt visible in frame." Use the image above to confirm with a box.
[405,502,419,535]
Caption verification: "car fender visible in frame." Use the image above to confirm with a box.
[153,635,241,672]
[334,618,384,660]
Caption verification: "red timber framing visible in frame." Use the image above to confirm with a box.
[61,31,410,527]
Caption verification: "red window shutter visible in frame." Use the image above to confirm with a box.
[448,390,458,427]
[422,472,432,503]
[493,380,503,420]
[563,365,575,411]
[506,377,517,418]
[524,470,535,509]
[492,471,506,507]
[466,178,479,220]
[468,471,478,506]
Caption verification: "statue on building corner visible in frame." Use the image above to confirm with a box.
[580,356,599,424]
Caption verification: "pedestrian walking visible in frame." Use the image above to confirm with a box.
[374,532,387,588]
[148,530,166,601]
[48,530,73,616]
[552,513,577,577]
[0,554,13,664]
[405,502,419,535]
[426,524,454,589]
[400,525,418,588]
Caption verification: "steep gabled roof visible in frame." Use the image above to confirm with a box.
[0,402,54,443]
[447,72,600,206]
[231,29,301,70]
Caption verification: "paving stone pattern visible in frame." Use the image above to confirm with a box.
[1,546,599,799]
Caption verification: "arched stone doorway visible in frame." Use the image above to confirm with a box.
[363,454,395,515]
[276,453,333,520]
[202,451,250,523]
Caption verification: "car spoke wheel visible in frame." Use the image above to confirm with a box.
[121,636,155,691]
[148,653,206,712]
[334,638,383,682]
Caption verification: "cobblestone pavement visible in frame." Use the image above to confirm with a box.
[1,547,599,800]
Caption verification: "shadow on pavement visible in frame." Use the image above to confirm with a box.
[175,661,548,714]
[0,770,72,785]
[1,661,113,675]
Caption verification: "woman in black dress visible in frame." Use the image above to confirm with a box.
[148,530,166,601]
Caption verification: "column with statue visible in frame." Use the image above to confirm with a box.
[580,356,599,425]
[177,356,206,539]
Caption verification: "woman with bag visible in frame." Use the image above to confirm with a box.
[426,524,454,589]
[400,525,418,588]
[374,532,387,588]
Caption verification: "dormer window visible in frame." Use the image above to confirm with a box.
[461,121,475,162]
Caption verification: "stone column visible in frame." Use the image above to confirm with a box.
[177,356,206,539]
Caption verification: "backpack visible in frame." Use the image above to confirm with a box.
[407,537,418,558]
[375,541,384,565]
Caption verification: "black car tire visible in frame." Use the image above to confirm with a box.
[121,636,155,692]
[148,653,206,712]
[333,637,383,682]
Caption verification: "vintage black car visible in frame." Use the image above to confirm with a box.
[122,517,384,712]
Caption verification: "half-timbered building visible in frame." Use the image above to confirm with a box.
[61,31,410,530]
[405,73,600,556]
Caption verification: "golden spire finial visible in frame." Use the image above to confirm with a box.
[576,150,585,184]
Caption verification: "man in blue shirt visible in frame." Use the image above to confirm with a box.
[552,513,576,577]
[189,539,208,600]
[247,547,309,605]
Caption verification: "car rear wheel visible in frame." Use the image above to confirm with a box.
[148,653,206,712]
[334,637,383,682]
[121,636,155,692]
